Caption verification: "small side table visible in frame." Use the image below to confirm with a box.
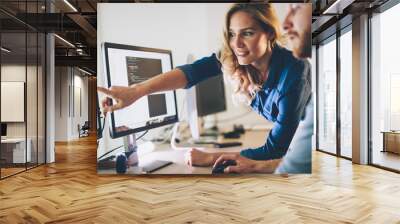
[381,131,400,154]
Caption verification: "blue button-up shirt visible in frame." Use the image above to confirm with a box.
[177,45,311,161]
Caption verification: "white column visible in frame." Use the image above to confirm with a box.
[46,33,55,163]
[352,14,369,164]
[45,0,56,163]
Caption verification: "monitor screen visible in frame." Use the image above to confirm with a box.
[102,42,178,139]
[196,75,226,117]
[1,123,7,137]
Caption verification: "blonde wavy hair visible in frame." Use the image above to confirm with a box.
[219,3,283,105]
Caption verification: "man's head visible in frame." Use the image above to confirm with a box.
[283,3,312,59]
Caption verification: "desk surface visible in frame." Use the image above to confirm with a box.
[1,138,27,143]
[97,130,267,175]
[381,131,400,134]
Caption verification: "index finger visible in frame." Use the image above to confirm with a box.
[97,86,114,97]
[213,154,237,168]
[101,97,111,108]
[225,165,239,174]
[107,100,125,112]
[101,97,114,113]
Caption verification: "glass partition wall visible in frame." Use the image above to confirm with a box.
[370,2,400,172]
[0,2,46,179]
[317,35,337,155]
[0,30,27,177]
[316,0,400,171]
[316,26,353,159]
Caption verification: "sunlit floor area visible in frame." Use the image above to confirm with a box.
[0,162,46,178]
[0,167,25,178]
[0,135,400,223]
[372,150,400,171]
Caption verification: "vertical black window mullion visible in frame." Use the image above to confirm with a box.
[36,0,39,168]
[44,0,47,164]
[336,28,341,157]
[316,44,319,150]
[367,11,373,165]
[73,68,75,118]
[0,22,2,179]
[25,0,28,171]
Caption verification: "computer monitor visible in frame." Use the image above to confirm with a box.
[186,74,227,140]
[196,75,226,117]
[97,94,103,140]
[102,42,178,139]
[1,123,6,137]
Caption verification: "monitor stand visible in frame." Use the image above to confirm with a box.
[122,133,173,174]
[123,134,139,166]
[114,133,140,174]
[200,115,219,138]
[200,126,219,137]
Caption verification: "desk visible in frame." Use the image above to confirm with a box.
[382,131,400,154]
[97,130,266,175]
[1,138,31,164]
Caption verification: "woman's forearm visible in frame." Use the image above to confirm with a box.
[137,68,188,96]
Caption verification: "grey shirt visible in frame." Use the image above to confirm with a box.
[275,97,314,174]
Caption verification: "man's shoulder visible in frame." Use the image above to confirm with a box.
[273,46,309,93]
[273,45,303,65]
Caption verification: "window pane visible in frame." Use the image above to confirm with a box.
[27,31,38,169]
[371,3,400,171]
[38,32,46,165]
[318,37,337,154]
[340,29,352,158]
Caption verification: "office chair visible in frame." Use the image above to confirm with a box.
[79,121,90,138]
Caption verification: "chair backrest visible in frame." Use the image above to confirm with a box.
[82,121,90,129]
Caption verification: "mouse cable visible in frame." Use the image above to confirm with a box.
[97,130,149,161]
[97,145,124,161]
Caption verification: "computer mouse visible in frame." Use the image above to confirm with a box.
[212,159,237,174]
[116,154,127,174]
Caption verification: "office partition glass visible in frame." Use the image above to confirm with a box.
[1,31,28,178]
[0,1,46,179]
[26,0,42,169]
[370,3,400,171]
[38,32,45,165]
[317,36,337,155]
[339,28,352,158]
[27,30,38,169]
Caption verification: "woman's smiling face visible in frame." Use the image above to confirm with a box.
[228,11,270,66]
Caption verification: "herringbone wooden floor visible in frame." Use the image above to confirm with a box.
[1,135,400,224]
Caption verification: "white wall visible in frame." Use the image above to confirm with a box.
[55,67,68,141]
[1,65,33,136]
[73,72,89,138]
[54,67,89,141]
[1,65,26,139]
[97,3,295,156]
[1,63,45,163]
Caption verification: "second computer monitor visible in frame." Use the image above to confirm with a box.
[187,74,227,140]
[196,75,226,117]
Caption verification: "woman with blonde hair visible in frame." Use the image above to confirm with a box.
[98,3,311,173]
